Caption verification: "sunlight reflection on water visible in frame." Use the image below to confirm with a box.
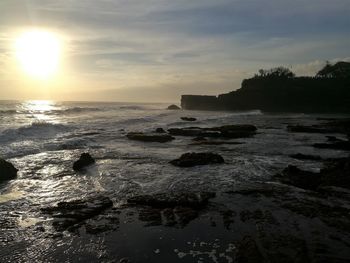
[21,100,59,122]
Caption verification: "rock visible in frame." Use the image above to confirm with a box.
[127,192,215,228]
[168,124,257,139]
[155,127,166,133]
[190,140,243,146]
[181,117,197,121]
[288,119,350,135]
[326,136,341,142]
[170,152,224,167]
[192,136,207,141]
[287,125,331,133]
[41,196,113,231]
[290,153,322,161]
[167,104,181,110]
[0,158,18,182]
[168,127,218,137]
[235,236,264,263]
[277,165,320,190]
[73,153,95,171]
[127,192,215,209]
[277,156,350,191]
[313,140,350,151]
[126,132,175,143]
[319,157,350,189]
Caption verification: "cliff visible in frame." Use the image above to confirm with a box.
[181,77,350,113]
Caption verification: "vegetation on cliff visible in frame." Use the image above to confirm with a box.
[181,61,350,113]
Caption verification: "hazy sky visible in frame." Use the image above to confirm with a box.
[1,0,349,102]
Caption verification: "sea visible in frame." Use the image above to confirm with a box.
[0,100,349,262]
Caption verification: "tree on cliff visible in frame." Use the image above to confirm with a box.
[254,67,295,79]
[316,61,350,78]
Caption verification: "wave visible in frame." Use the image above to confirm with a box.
[49,107,101,115]
[0,109,18,115]
[0,121,72,143]
[119,106,146,110]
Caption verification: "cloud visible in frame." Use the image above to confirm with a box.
[0,0,349,101]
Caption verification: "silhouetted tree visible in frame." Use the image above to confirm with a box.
[316,61,350,78]
[254,67,295,79]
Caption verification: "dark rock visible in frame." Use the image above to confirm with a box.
[287,125,331,133]
[127,192,215,209]
[277,156,350,191]
[167,104,181,110]
[155,127,166,133]
[290,153,322,161]
[127,192,215,228]
[73,153,95,171]
[319,157,350,189]
[190,140,243,146]
[326,136,341,142]
[0,158,18,182]
[235,236,264,263]
[126,132,175,143]
[277,165,321,190]
[192,136,207,141]
[288,119,350,135]
[41,196,113,231]
[168,124,257,139]
[168,127,218,137]
[181,117,197,121]
[170,152,224,167]
[313,140,350,151]
[138,208,162,226]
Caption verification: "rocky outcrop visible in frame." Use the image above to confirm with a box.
[181,95,218,110]
[0,158,18,182]
[181,77,350,113]
[73,153,95,171]
[126,132,175,143]
[170,152,224,167]
[167,104,181,110]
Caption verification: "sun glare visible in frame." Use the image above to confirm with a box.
[15,30,61,79]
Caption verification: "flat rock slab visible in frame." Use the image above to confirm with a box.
[127,192,215,209]
[313,140,350,151]
[170,152,224,167]
[127,192,215,228]
[168,124,257,139]
[127,132,175,143]
[41,196,113,231]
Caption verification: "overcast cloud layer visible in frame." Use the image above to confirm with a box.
[1,0,349,102]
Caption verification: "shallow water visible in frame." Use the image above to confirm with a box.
[1,100,349,262]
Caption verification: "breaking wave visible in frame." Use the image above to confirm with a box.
[0,121,73,143]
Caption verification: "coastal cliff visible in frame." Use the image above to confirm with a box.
[181,62,350,113]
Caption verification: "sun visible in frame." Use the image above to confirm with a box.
[15,30,61,79]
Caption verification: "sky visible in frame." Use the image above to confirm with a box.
[0,0,349,102]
